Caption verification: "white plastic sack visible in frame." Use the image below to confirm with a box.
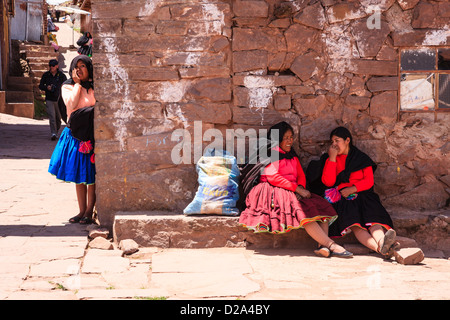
[183,149,240,216]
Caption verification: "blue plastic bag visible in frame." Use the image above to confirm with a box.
[183,149,240,216]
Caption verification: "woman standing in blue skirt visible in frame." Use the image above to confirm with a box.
[48,55,96,224]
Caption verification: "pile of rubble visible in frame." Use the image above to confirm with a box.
[86,224,139,256]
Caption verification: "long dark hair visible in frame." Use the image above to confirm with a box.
[266,121,298,160]
[329,126,353,147]
[268,121,294,146]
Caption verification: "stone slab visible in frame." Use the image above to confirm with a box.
[151,248,260,298]
[75,288,170,300]
[151,272,260,299]
[112,208,450,253]
[151,248,252,274]
[113,212,322,249]
[82,249,130,274]
[5,290,78,300]
[29,259,81,277]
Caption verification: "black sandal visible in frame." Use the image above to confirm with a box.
[69,215,83,223]
[79,217,93,224]
[329,242,353,258]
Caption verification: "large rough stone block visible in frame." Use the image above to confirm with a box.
[366,77,398,92]
[348,60,398,76]
[284,24,320,54]
[394,248,424,265]
[113,212,322,249]
[232,28,285,52]
[352,19,391,58]
[290,52,321,81]
[383,182,449,210]
[187,78,232,102]
[232,50,268,73]
[326,2,367,23]
[293,2,326,30]
[370,91,398,121]
[233,0,269,17]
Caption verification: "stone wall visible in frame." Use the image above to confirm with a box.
[92,0,450,228]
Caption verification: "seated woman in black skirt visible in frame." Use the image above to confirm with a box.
[320,127,397,258]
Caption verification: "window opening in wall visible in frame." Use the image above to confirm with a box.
[438,49,450,70]
[400,73,435,111]
[399,47,450,113]
[438,49,450,109]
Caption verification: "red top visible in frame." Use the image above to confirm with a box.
[260,147,306,192]
[321,154,374,192]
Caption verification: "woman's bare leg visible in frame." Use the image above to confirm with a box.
[319,220,328,235]
[369,224,385,248]
[76,184,87,216]
[85,184,96,218]
[304,222,346,253]
[351,226,378,252]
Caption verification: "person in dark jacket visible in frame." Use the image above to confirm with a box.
[39,59,67,140]
[77,32,93,57]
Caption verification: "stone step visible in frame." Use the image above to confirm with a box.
[27,57,59,66]
[112,211,355,249]
[0,102,34,119]
[30,70,46,78]
[7,76,33,85]
[5,91,34,103]
[112,208,450,251]
[25,51,59,58]
[19,43,55,53]
[28,63,49,71]
[6,80,33,92]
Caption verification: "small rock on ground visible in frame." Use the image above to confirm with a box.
[119,239,139,255]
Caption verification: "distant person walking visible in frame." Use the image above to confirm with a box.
[39,59,67,140]
[77,32,93,57]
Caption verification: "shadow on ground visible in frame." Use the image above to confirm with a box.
[0,121,66,159]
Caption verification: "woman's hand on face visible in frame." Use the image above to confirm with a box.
[328,144,339,161]
[72,69,80,84]
[295,186,311,199]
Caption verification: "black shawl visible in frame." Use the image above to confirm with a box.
[68,106,95,144]
[76,32,92,47]
[306,146,377,196]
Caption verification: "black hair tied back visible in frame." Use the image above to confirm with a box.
[329,126,353,147]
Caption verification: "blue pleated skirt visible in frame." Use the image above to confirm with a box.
[48,127,96,185]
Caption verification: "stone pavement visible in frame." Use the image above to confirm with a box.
[54,21,81,79]
[1,113,449,302]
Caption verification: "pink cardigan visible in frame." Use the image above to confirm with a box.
[260,147,306,192]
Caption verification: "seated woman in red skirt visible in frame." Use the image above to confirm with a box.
[321,127,396,258]
[239,122,353,258]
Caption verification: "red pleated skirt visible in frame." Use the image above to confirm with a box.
[239,182,338,233]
